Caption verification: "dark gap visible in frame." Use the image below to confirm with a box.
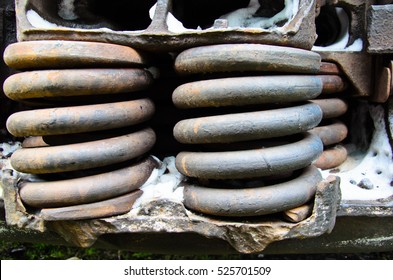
[314,5,341,47]
[27,0,156,31]
[171,0,250,29]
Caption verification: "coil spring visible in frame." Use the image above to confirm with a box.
[311,62,349,170]
[3,41,157,220]
[172,44,343,217]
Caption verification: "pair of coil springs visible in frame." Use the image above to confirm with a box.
[3,41,348,220]
[4,41,157,220]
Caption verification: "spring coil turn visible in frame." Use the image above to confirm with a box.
[311,62,349,170]
[3,41,157,220]
[172,44,335,217]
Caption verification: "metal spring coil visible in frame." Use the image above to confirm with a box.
[3,41,157,220]
[311,62,349,170]
[172,44,348,217]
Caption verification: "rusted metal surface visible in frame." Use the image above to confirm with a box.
[310,121,348,146]
[40,190,143,221]
[173,76,323,109]
[19,157,155,208]
[22,136,48,148]
[174,103,322,144]
[15,0,318,51]
[367,4,393,53]
[310,98,348,119]
[319,62,342,75]
[7,99,155,136]
[4,40,148,69]
[11,128,156,174]
[175,44,321,75]
[318,52,373,97]
[373,66,391,103]
[183,166,321,217]
[320,75,347,94]
[314,145,348,170]
[176,133,323,179]
[283,203,314,223]
[3,68,153,100]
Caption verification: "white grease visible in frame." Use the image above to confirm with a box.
[149,3,190,33]
[219,0,299,29]
[321,106,393,200]
[58,0,78,20]
[312,8,363,52]
[0,142,22,199]
[131,156,184,211]
[27,9,59,28]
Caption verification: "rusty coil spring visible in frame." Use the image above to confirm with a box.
[311,62,349,170]
[3,41,157,220]
[172,44,339,217]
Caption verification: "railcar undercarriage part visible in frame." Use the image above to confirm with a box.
[311,63,349,170]
[14,0,318,51]
[3,40,157,220]
[173,44,324,216]
[2,0,393,255]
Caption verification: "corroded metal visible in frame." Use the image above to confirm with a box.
[319,62,342,75]
[283,203,314,223]
[310,98,348,119]
[7,99,155,136]
[19,157,156,208]
[310,121,348,146]
[318,52,373,97]
[40,190,143,221]
[15,0,318,51]
[4,40,148,69]
[176,133,323,179]
[22,136,48,148]
[174,103,322,144]
[183,166,322,217]
[320,75,347,94]
[314,145,348,170]
[175,44,321,75]
[172,76,323,109]
[367,5,393,53]
[3,68,153,100]
[11,128,156,174]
